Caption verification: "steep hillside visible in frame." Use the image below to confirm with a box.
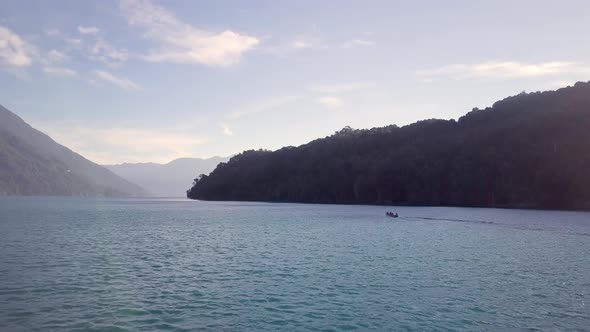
[0,105,147,197]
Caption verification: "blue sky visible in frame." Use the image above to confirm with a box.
[1,0,589,164]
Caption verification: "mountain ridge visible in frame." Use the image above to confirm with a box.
[105,156,228,197]
[0,105,147,197]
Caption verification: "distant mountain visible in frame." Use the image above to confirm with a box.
[105,157,227,197]
[188,81,590,210]
[0,105,147,197]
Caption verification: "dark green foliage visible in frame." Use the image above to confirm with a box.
[187,81,590,210]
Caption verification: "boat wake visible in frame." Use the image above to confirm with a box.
[402,216,494,225]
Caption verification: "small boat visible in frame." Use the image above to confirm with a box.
[386,211,399,218]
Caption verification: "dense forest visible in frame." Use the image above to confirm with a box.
[187,81,590,210]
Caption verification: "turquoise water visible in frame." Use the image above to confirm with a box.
[1,197,589,331]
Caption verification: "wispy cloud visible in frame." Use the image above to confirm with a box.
[43,66,77,77]
[318,96,343,108]
[45,49,68,63]
[291,40,312,50]
[78,26,99,35]
[341,39,373,48]
[45,26,127,66]
[417,61,590,80]
[87,79,103,87]
[65,37,83,49]
[260,36,321,56]
[264,35,372,55]
[35,121,208,164]
[289,35,325,50]
[229,95,299,119]
[89,38,129,66]
[308,81,375,94]
[120,0,259,66]
[94,70,139,90]
[44,28,61,37]
[0,25,35,67]
[220,123,233,136]
[44,27,84,50]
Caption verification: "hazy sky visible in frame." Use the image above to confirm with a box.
[1,0,589,164]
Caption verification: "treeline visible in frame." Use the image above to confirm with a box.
[187,81,590,210]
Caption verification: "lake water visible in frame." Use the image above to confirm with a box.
[0,197,589,331]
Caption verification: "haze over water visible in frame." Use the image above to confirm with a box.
[1,197,589,331]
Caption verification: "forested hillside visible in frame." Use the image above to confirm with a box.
[188,81,590,210]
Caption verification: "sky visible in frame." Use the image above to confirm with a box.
[1,0,590,164]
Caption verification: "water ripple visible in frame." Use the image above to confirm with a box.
[0,197,589,331]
